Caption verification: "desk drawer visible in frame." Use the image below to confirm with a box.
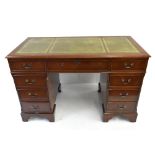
[18,89,48,101]
[21,102,51,113]
[47,60,109,71]
[9,61,46,72]
[111,59,147,71]
[48,61,76,71]
[108,89,139,101]
[109,73,144,86]
[107,102,137,112]
[13,75,47,87]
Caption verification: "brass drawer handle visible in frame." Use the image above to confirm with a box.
[31,105,39,110]
[119,105,126,110]
[119,92,129,97]
[28,92,38,97]
[121,78,131,84]
[23,63,32,69]
[31,105,40,113]
[25,79,36,85]
[124,62,134,69]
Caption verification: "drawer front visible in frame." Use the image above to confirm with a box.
[47,60,109,71]
[17,89,48,101]
[76,61,108,71]
[13,75,47,87]
[47,61,77,71]
[9,61,46,72]
[109,74,144,86]
[108,90,140,101]
[21,102,51,113]
[111,59,147,71]
[107,102,137,112]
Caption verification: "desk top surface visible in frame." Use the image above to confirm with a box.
[7,36,150,59]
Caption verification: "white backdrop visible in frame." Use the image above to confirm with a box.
[0,0,155,155]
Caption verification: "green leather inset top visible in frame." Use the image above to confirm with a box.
[16,37,140,54]
[17,38,55,53]
[50,37,106,54]
[102,37,139,53]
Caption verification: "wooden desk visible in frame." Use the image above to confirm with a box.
[6,36,150,122]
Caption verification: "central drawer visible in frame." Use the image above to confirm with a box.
[17,89,49,101]
[47,60,109,71]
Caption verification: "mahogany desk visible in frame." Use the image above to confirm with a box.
[6,36,150,122]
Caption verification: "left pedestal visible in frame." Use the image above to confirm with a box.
[8,60,60,122]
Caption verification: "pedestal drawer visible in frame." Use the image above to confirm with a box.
[13,74,47,87]
[111,59,148,71]
[9,61,46,72]
[106,102,137,112]
[109,73,144,87]
[17,89,49,101]
[21,102,51,113]
[108,89,140,101]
